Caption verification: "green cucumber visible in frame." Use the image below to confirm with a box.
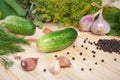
[37,28,78,53]
[3,15,36,35]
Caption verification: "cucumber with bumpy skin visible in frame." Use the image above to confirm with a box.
[37,28,78,53]
[3,15,36,35]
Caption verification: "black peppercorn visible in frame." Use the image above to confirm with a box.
[83,58,86,61]
[79,52,83,55]
[81,68,84,71]
[54,55,58,58]
[101,59,104,62]
[89,68,92,71]
[95,62,97,65]
[95,39,120,54]
[114,58,117,61]
[72,57,75,60]
[43,69,46,72]
[66,52,70,55]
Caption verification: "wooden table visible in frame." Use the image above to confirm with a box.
[0,23,120,80]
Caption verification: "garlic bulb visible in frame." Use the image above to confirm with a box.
[91,8,110,35]
[79,10,100,31]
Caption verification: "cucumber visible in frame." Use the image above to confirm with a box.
[4,15,36,35]
[37,28,78,53]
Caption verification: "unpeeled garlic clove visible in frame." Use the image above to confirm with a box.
[56,56,71,68]
[49,60,61,75]
[21,57,38,71]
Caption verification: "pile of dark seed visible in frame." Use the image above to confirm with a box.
[95,39,120,54]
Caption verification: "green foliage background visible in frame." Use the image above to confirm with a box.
[17,0,117,27]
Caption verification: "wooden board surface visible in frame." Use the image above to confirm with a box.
[0,23,120,80]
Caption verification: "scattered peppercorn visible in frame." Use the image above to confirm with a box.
[81,68,84,71]
[89,68,92,71]
[54,55,58,58]
[81,45,84,47]
[79,52,83,55]
[114,58,117,61]
[91,50,96,54]
[96,47,99,50]
[92,55,95,58]
[66,52,70,55]
[93,41,96,45]
[84,40,86,43]
[83,58,86,61]
[73,45,75,48]
[85,38,88,40]
[43,69,47,72]
[85,47,88,50]
[101,59,104,62]
[95,62,98,65]
[72,57,75,60]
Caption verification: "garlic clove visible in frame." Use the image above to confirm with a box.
[56,56,71,68]
[21,57,38,71]
[49,60,61,75]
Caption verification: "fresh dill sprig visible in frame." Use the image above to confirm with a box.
[0,28,29,44]
[0,25,29,55]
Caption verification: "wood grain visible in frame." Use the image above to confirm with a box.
[0,23,120,80]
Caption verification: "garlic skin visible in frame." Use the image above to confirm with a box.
[56,56,71,68]
[49,60,61,75]
[79,15,95,31]
[21,57,38,71]
[91,9,110,35]
[79,10,100,32]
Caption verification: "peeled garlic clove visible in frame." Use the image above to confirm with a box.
[56,56,71,68]
[49,60,61,75]
[21,57,38,71]
[79,14,95,31]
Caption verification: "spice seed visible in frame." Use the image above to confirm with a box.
[85,38,88,40]
[114,58,117,61]
[43,69,47,72]
[83,40,86,43]
[101,59,104,62]
[81,45,84,47]
[89,68,92,71]
[92,55,95,57]
[81,68,84,71]
[91,50,96,54]
[72,57,75,60]
[66,52,70,55]
[79,52,83,55]
[73,45,75,48]
[85,47,88,50]
[90,42,93,45]
[83,58,86,61]
[95,62,97,65]
[54,55,58,58]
